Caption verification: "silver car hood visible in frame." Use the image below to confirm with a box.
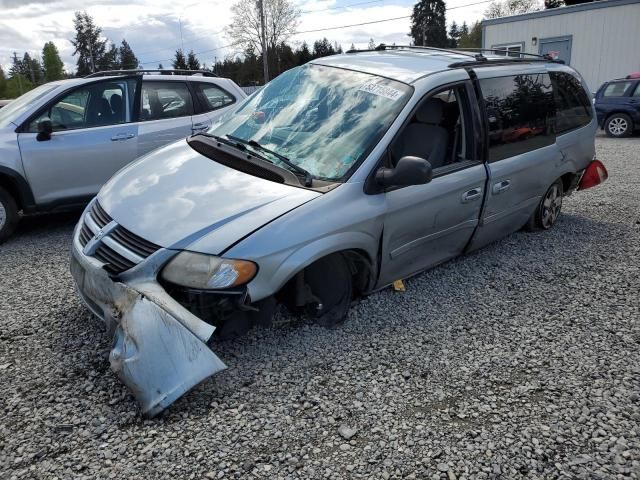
[98,140,321,253]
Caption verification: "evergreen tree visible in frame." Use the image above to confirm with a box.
[0,67,6,98]
[368,38,376,50]
[42,41,64,81]
[296,42,312,65]
[26,54,44,84]
[186,50,200,70]
[119,39,139,69]
[457,21,482,49]
[158,63,164,69]
[460,21,470,37]
[410,0,448,48]
[448,21,460,47]
[71,11,107,75]
[173,49,188,69]
[313,38,335,58]
[9,52,22,78]
[98,43,119,71]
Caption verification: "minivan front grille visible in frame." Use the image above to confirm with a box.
[79,201,161,276]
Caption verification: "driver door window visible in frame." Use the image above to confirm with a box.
[28,79,135,132]
[389,85,474,175]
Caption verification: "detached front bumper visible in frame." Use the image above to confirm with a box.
[70,219,227,417]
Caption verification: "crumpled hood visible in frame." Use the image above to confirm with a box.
[98,140,320,253]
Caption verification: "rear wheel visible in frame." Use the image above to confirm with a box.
[0,186,19,244]
[605,113,633,138]
[525,179,563,231]
[304,253,353,327]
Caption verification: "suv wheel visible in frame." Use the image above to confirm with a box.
[525,179,564,231]
[605,113,633,138]
[0,186,19,243]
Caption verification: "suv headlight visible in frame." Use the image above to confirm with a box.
[161,251,257,289]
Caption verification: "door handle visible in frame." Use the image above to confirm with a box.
[111,133,135,141]
[461,187,483,203]
[492,180,511,195]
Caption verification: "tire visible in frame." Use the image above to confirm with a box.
[0,186,19,244]
[525,179,564,231]
[605,113,633,138]
[304,253,353,328]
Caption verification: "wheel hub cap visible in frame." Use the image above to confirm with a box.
[541,185,562,228]
[609,118,628,135]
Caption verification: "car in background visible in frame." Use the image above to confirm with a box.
[0,69,246,242]
[594,75,640,137]
[0,100,11,109]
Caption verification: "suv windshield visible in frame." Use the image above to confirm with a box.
[207,64,412,181]
[0,84,58,128]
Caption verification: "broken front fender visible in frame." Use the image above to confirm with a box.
[70,242,226,417]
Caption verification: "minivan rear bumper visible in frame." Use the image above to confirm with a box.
[70,221,227,417]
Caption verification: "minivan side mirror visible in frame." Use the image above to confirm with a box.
[36,118,53,142]
[376,156,433,188]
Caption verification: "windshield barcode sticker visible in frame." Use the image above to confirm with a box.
[358,83,404,100]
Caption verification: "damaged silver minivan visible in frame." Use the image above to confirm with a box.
[71,46,608,416]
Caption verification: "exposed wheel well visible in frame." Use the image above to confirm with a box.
[276,249,375,310]
[560,171,578,195]
[0,174,23,211]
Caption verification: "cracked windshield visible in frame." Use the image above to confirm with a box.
[208,64,412,181]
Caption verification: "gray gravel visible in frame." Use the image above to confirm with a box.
[1,133,639,479]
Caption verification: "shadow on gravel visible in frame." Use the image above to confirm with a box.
[13,211,82,239]
[47,210,636,420]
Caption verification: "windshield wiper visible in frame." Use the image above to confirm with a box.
[191,132,249,154]
[225,134,313,187]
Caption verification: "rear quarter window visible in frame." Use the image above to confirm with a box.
[480,73,556,162]
[603,81,632,97]
[550,71,592,134]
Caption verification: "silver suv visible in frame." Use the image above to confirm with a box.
[70,47,608,416]
[0,69,246,241]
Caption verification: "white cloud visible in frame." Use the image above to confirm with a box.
[0,0,487,76]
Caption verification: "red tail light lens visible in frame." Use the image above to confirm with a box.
[578,159,608,190]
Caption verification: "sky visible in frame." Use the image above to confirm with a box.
[0,0,493,76]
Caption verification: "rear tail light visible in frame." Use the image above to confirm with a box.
[578,159,608,190]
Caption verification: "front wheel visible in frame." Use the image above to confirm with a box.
[605,113,633,138]
[525,179,564,231]
[0,186,19,244]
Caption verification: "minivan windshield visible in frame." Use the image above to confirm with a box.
[207,64,412,181]
[0,84,58,128]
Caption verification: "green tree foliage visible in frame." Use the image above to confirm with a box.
[42,41,64,81]
[187,50,201,70]
[173,49,188,69]
[0,67,7,98]
[119,40,139,69]
[71,11,107,75]
[213,38,343,86]
[457,21,482,49]
[5,74,33,98]
[448,21,460,47]
[98,43,119,71]
[410,0,448,48]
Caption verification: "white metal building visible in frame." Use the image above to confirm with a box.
[482,0,640,91]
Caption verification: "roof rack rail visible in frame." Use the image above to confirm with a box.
[451,48,560,61]
[346,43,482,60]
[84,69,218,78]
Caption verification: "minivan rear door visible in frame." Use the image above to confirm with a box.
[466,71,563,251]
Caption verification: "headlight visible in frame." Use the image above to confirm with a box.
[161,251,257,289]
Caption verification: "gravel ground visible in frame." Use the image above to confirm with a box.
[1,133,639,480]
